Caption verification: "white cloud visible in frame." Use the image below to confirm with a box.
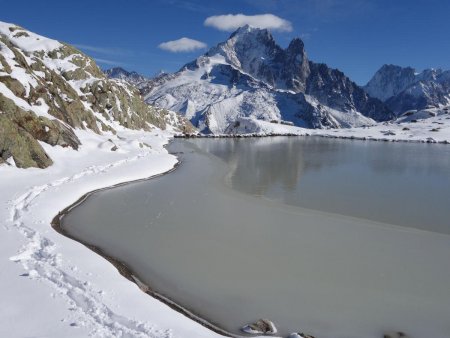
[158,38,207,53]
[204,13,293,32]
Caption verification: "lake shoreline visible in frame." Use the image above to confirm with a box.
[50,146,241,338]
[50,137,450,338]
[176,132,450,144]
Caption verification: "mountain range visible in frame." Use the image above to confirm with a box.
[131,25,394,134]
[107,27,450,134]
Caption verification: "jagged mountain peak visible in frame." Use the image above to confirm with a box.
[374,64,417,82]
[228,24,272,39]
[207,25,279,64]
[204,25,309,92]
[104,66,132,76]
[287,38,305,53]
[379,64,415,73]
[364,64,450,113]
[210,25,304,63]
[104,67,148,86]
[364,64,418,102]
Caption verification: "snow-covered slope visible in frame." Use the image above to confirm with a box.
[364,64,450,115]
[0,21,192,168]
[221,106,450,144]
[143,25,392,134]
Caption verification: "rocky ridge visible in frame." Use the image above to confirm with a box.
[0,21,192,168]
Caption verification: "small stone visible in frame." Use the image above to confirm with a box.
[241,319,277,334]
[288,333,315,338]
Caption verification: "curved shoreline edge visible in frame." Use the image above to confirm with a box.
[50,145,242,338]
[46,134,447,338]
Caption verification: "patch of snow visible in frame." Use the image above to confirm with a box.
[0,21,62,53]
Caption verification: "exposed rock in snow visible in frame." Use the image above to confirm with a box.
[241,319,277,335]
[0,93,81,168]
[287,333,315,338]
[143,25,392,134]
[0,21,192,168]
[364,64,450,115]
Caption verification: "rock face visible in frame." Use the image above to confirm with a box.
[365,64,450,115]
[241,319,277,335]
[0,93,81,168]
[0,21,190,168]
[143,25,393,134]
[207,28,311,93]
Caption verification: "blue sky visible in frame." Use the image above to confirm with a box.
[1,0,449,84]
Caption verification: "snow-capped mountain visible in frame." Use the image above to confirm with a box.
[104,67,149,87]
[365,64,450,114]
[0,21,191,168]
[143,25,393,134]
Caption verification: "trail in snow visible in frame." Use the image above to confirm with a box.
[7,150,172,338]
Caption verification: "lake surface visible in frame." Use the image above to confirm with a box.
[62,137,450,338]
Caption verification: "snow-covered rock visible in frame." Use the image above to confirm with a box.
[143,25,392,134]
[241,319,277,335]
[364,64,450,115]
[288,333,315,338]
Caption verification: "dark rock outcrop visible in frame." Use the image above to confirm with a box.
[0,93,80,168]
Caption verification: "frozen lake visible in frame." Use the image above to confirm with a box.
[62,137,450,338]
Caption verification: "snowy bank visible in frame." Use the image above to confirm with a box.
[183,112,450,144]
[0,127,227,338]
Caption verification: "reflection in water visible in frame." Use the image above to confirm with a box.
[196,137,342,195]
[192,137,450,233]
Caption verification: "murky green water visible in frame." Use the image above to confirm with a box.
[62,137,450,338]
